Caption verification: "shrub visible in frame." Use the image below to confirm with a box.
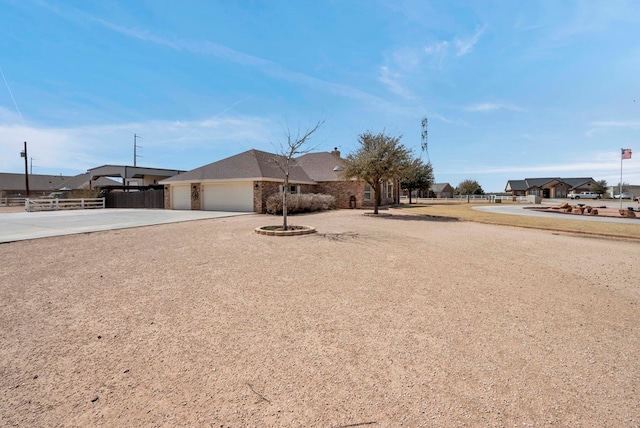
[266,193,336,214]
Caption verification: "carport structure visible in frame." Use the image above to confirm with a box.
[87,165,184,188]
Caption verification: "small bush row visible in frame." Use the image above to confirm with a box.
[266,193,336,214]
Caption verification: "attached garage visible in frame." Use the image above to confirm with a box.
[203,182,254,212]
[160,149,318,213]
[172,185,191,210]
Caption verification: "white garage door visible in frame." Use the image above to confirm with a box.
[172,185,191,210]
[203,182,254,212]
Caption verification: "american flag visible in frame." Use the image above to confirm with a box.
[622,148,632,160]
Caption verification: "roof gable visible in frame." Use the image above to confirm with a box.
[431,183,453,192]
[562,177,597,189]
[505,180,528,191]
[523,177,560,188]
[295,152,345,182]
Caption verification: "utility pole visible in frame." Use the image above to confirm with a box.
[20,141,29,196]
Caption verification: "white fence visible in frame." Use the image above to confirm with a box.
[1,197,28,207]
[25,198,105,212]
[403,195,530,203]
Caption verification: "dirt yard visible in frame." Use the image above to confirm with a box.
[1,209,638,427]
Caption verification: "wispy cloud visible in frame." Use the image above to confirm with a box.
[98,20,274,69]
[378,66,414,99]
[464,102,524,112]
[589,120,640,127]
[556,1,640,39]
[423,25,487,66]
[377,45,434,98]
[0,106,22,122]
[585,120,640,136]
[423,41,450,69]
[454,25,487,56]
[424,40,450,56]
[430,112,469,127]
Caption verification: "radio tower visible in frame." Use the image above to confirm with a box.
[421,117,429,161]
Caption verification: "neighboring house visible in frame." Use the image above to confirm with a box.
[1,172,70,197]
[0,172,120,198]
[160,148,393,212]
[505,177,598,198]
[430,183,454,198]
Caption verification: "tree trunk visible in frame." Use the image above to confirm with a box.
[374,182,380,214]
[408,187,413,204]
[283,175,288,230]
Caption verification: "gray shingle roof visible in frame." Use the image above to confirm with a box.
[161,149,315,184]
[506,177,596,191]
[0,173,71,192]
[505,180,529,191]
[295,152,345,182]
[431,183,453,192]
[58,173,121,190]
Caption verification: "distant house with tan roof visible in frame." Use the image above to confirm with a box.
[505,177,598,198]
[430,183,454,198]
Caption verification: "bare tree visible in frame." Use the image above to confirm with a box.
[271,120,324,230]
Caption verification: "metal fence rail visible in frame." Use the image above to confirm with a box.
[25,198,106,212]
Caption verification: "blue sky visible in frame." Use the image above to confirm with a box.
[1,0,639,192]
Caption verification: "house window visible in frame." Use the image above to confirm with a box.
[364,184,371,201]
[383,181,393,200]
[279,185,299,194]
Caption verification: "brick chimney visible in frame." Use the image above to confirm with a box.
[331,147,341,157]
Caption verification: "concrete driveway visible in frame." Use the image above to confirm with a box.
[473,201,640,224]
[0,209,255,243]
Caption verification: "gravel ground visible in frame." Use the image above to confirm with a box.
[1,209,639,427]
